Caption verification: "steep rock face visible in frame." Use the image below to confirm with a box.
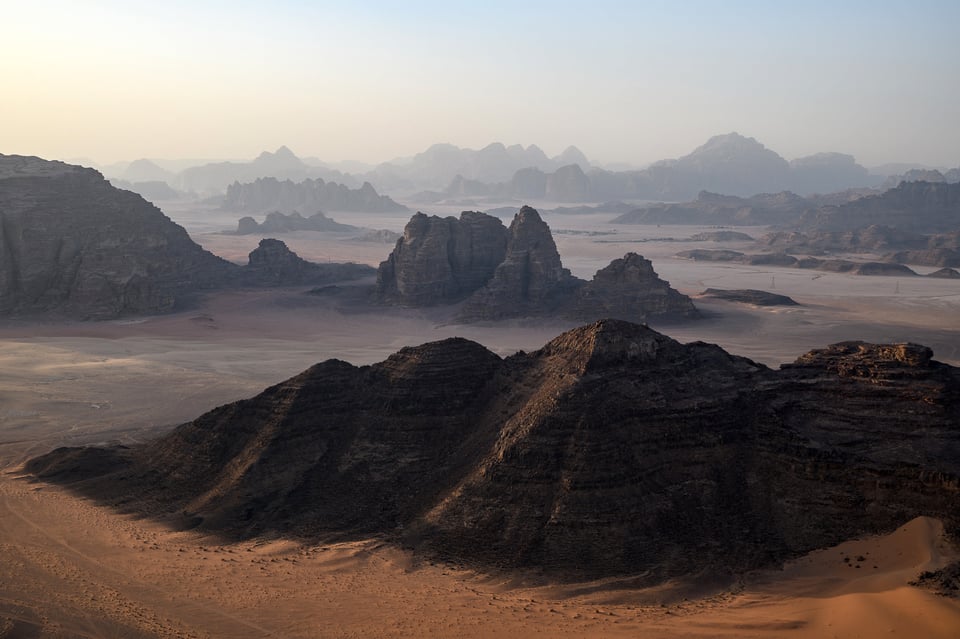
[243,239,375,287]
[457,206,580,320]
[29,320,960,583]
[565,253,699,322]
[0,154,237,318]
[375,211,509,305]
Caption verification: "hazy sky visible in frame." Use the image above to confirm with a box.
[3,1,959,167]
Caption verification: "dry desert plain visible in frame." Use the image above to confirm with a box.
[1,204,959,638]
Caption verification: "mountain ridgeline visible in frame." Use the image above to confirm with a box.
[376,206,698,323]
[28,320,960,583]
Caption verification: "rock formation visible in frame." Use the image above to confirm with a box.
[234,211,357,235]
[799,181,960,233]
[28,320,960,583]
[457,206,580,320]
[379,206,697,323]
[180,146,355,195]
[565,253,699,322]
[243,239,375,287]
[375,211,509,305]
[0,154,236,318]
[223,177,406,214]
[700,288,799,306]
[0,154,377,319]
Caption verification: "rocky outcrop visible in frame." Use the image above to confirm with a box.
[223,177,406,214]
[379,207,696,323]
[375,211,509,305]
[0,154,236,318]
[28,320,960,583]
[700,288,799,306]
[456,206,581,320]
[243,239,375,287]
[565,253,699,322]
[234,211,357,235]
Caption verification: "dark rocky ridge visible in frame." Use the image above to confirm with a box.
[0,154,373,318]
[27,320,960,583]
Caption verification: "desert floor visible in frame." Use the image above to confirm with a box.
[1,202,959,637]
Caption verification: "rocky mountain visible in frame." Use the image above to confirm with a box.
[375,211,510,306]
[0,154,375,318]
[179,146,356,195]
[235,211,357,235]
[223,176,406,214]
[378,206,696,323]
[457,206,581,320]
[120,158,176,184]
[414,134,882,204]
[788,152,873,195]
[28,320,960,583]
[368,142,593,193]
[0,154,236,318]
[564,253,699,321]
[799,181,960,233]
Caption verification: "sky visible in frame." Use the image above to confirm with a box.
[2,0,959,168]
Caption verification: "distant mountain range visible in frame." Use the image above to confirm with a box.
[89,135,959,203]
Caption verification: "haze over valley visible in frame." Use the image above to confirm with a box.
[2,2,959,638]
